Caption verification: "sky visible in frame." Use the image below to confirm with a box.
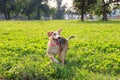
[48,0,73,9]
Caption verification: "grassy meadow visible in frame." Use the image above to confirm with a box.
[0,20,120,80]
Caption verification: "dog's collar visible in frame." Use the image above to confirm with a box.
[48,43,59,47]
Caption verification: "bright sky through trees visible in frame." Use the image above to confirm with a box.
[48,0,73,9]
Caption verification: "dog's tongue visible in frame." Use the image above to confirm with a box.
[53,38,60,46]
[56,39,60,45]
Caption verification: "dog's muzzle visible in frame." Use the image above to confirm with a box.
[53,37,61,46]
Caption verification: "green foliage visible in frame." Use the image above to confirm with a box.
[0,20,120,79]
[73,0,97,21]
[73,0,97,13]
[73,0,120,21]
[0,0,53,20]
[0,0,17,19]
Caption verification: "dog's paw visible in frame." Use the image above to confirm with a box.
[53,58,59,63]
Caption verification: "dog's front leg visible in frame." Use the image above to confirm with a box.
[46,52,59,63]
[46,52,53,62]
[51,55,59,63]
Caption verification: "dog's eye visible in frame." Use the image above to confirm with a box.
[54,33,56,35]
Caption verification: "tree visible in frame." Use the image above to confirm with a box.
[21,0,36,19]
[0,0,55,20]
[49,7,56,18]
[98,0,120,20]
[55,0,66,19]
[41,4,51,17]
[34,0,48,20]
[73,0,97,21]
[0,0,16,20]
[22,0,43,20]
[21,0,50,20]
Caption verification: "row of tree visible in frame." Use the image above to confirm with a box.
[0,0,57,20]
[73,0,120,21]
[0,0,119,21]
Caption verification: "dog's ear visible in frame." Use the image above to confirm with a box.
[47,32,53,37]
[47,32,51,37]
[58,28,62,34]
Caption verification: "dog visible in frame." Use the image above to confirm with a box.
[46,29,75,65]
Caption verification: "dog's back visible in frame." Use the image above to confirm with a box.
[58,37,68,51]
[59,37,67,46]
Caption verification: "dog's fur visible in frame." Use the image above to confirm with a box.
[46,29,75,65]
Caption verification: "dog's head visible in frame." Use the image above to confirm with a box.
[47,29,62,39]
[47,29,62,44]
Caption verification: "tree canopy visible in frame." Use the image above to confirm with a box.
[73,0,97,21]
[0,0,55,20]
[73,0,120,21]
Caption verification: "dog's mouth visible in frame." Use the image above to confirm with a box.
[53,38,60,45]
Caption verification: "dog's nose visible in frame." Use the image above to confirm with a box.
[58,37,60,39]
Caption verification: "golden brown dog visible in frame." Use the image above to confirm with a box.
[46,29,75,65]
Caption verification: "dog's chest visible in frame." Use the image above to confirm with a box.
[49,46,59,54]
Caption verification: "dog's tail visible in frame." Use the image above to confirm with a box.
[67,35,76,41]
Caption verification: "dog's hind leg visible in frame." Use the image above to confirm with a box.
[61,50,67,65]
[58,52,62,63]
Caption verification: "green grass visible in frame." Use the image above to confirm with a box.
[0,20,120,80]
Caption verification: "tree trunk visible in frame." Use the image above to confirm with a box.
[102,0,108,21]
[27,9,30,20]
[3,5,10,20]
[37,0,41,20]
[27,14,30,20]
[7,11,10,20]
[37,4,40,20]
[4,7,8,20]
[81,0,85,21]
